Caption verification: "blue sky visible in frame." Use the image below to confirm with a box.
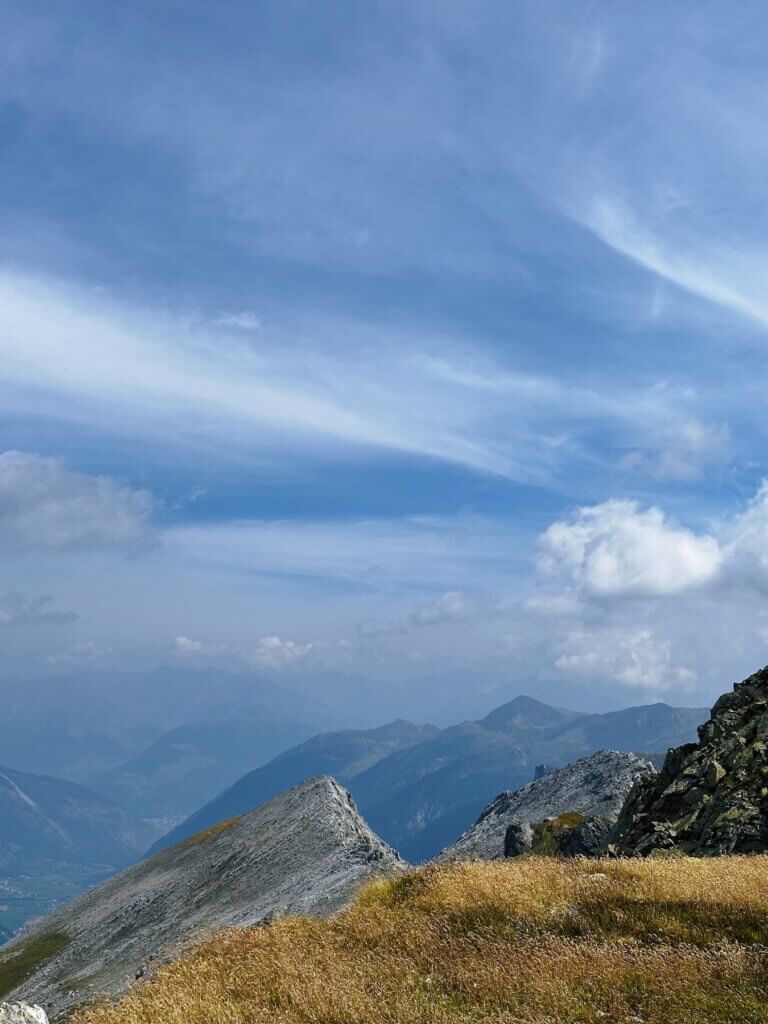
[2,0,768,713]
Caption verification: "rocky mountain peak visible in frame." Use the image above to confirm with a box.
[611,666,768,856]
[0,776,402,1017]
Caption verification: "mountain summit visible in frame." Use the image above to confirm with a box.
[612,666,768,856]
[0,777,402,1016]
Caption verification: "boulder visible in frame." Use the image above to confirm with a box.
[0,1005,48,1024]
[503,818,534,857]
[554,815,612,857]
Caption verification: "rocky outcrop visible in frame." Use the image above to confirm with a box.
[0,1005,48,1024]
[556,815,612,857]
[503,819,534,857]
[438,750,653,861]
[611,666,768,856]
[0,777,402,1018]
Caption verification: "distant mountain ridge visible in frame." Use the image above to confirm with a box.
[0,668,346,820]
[99,693,342,818]
[156,694,706,861]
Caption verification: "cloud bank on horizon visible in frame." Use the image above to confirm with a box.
[1,0,768,710]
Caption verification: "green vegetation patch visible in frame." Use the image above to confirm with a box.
[0,931,70,998]
[531,811,586,854]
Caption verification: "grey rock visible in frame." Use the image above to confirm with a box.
[0,776,403,1018]
[554,815,612,857]
[437,750,653,861]
[503,819,534,857]
[611,665,768,856]
[0,1005,48,1024]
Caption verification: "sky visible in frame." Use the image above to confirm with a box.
[2,0,768,715]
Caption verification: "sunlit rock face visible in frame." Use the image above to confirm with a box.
[612,666,768,856]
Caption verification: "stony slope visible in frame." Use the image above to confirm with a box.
[0,777,402,1017]
[150,720,438,854]
[438,750,654,861]
[612,665,768,855]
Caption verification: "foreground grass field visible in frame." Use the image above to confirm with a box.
[75,857,768,1024]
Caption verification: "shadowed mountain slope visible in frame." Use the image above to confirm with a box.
[0,766,159,873]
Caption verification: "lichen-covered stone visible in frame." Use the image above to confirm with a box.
[611,666,768,856]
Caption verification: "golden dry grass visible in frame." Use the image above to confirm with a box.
[75,857,768,1024]
[180,817,242,847]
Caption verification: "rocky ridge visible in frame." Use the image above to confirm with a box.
[438,750,654,861]
[0,777,402,1017]
[611,665,768,855]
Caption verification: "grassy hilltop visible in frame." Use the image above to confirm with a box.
[76,856,768,1024]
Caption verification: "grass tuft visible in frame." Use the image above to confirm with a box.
[0,931,70,998]
[74,857,768,1024]
[180,817,242,847]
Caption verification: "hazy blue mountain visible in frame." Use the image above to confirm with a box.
[149,719,438,853]
[152,695,706,861]
[0,763,164,937]
[0,668,339,780]
[101,694,343,818]
[0,764,159,869]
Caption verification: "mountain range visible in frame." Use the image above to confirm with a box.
[0,764,164,939]
[155,695,706,861]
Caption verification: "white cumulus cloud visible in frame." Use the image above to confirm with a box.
[245,636,315,670]
[537,499,722,597]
